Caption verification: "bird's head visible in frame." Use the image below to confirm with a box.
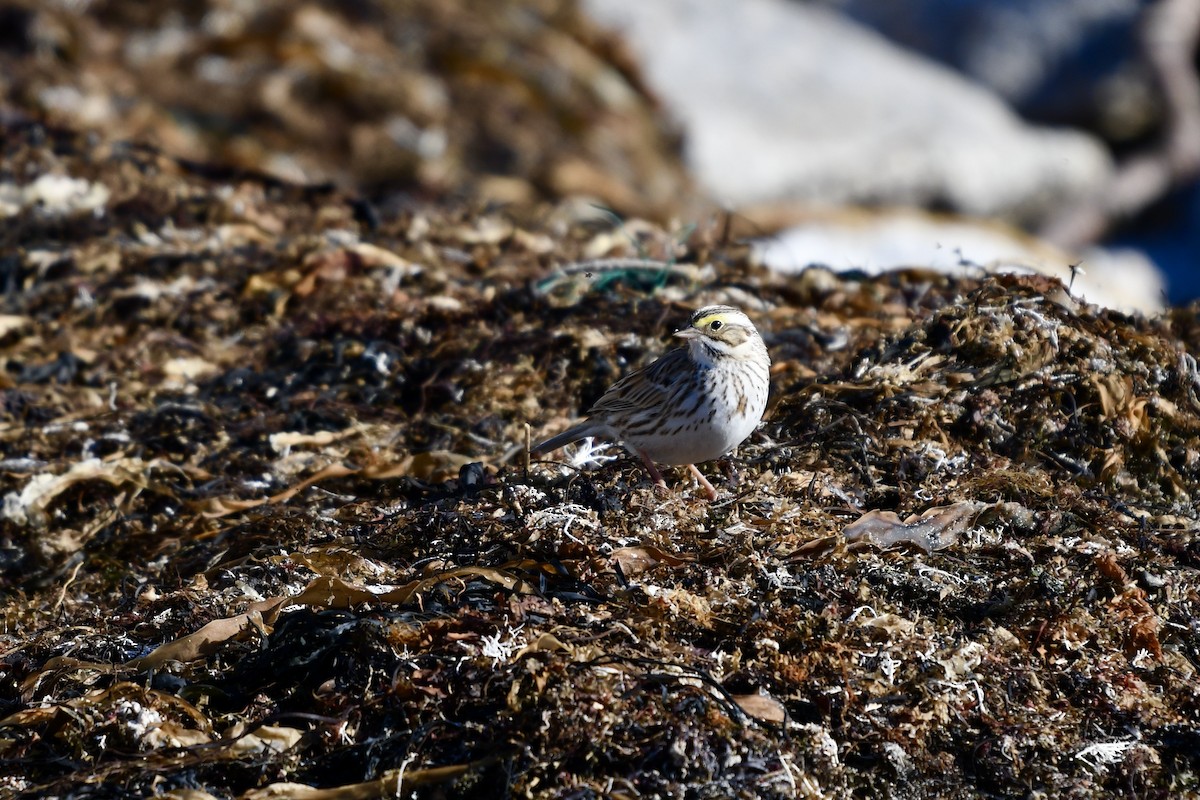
[675,305,762,361]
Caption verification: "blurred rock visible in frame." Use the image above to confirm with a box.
[749,208,1165,314]
[581,0,1114,223]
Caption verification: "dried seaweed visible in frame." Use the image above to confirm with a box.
[1,120,1198,800]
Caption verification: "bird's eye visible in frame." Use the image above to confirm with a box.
[709,320,723,331]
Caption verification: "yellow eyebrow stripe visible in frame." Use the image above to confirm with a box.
[693,312,730,327]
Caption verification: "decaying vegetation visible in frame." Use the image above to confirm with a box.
[1,118,1198,798]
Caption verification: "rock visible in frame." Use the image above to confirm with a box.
[581,0,1114,222]
[750,208,1165,313]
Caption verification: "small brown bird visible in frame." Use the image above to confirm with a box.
[532,305,771,498]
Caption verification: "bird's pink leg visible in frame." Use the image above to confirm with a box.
[636,450,669,491]
[688,464,718,500]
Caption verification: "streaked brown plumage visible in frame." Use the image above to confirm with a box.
[532,305,770,498]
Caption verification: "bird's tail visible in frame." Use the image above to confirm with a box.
[531,421,600,455]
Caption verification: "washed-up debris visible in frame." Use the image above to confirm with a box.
[843,502,988,552]
[1,119,1198,799]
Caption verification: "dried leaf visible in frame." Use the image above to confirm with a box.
[129,611,269,669]
[228,724,305,755]
[2,457,169,528]
[611,544,694,575]
[161,790,223,800]
[0,314,31,338]
[145,720,213,749]
[858,612,917,637]
[269,429,356,452]
[731,691,787,724]
[243,758,498,799]
[844,502,988,552]
[199,463,359,518]
[407,451,477,481]
[160,357,220,380]
[515,632,572,659]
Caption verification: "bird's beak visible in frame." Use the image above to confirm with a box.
[674,327,701,340]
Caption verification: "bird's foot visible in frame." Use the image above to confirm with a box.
[688,464,719,501]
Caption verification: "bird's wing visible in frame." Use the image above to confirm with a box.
[588,346,689,416]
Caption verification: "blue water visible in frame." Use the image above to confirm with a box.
[1112,181,1200,307]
